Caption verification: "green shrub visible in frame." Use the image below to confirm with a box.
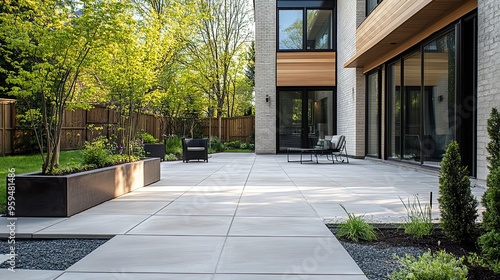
[400,195,433,238]
[336,204,377,242]
[478,231,500,273]
[482,167,500,232]
[487,108,500,172]
[389,250,468,280]
[165,136,182,158]
[81,137,111,168]
[137,131,158,144]
[240,142,248,149]
[438,140,478,243]
[165,153,178,161]
[210,137,225,153]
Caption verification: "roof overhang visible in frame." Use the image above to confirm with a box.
[345,0,477,73]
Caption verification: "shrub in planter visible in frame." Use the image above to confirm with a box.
[81,137,111,168]
[438,140,478,244]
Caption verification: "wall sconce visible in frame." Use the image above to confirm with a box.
[438,95,444,102]
[265,94,270,103]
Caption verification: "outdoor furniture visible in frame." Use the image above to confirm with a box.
[182,138,208,163]
[287,135,349,164]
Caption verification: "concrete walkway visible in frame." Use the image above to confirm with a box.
[0,153,486,279]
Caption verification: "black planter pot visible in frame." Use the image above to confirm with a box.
[144,143,166,161]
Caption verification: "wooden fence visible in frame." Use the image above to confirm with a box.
[0,99,15,156]
[0,101,255,155]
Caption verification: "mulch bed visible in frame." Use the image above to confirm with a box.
[338,227,500,280]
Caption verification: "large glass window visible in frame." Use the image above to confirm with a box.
[279,10,303,50]
[278,9,333,51]
[422,32,455,165]
[366,71,379,157]
[278,89,334,151]
[403,52,422,162]
[388,61,401,159]
[307,10,332,50]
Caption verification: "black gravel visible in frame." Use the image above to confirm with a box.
[0,239,108,270]
[339,240,425,280]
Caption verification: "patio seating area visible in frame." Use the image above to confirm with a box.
[0,153,486,279]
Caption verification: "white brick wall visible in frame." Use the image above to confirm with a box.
[477,0,500,180]
[337,0,366,158]
[254,0,277,154]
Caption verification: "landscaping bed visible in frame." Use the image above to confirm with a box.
[328,225,500,280]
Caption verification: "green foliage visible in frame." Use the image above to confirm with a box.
[210,137,225,153]
[399,195,434,238]
[487,108,500,172]
[478,231,500,273]
[482,167,500,232]
[224,140,242,149]
[81,137,112,168]
[165,153,178,161]
[137,131,158,144]
[165,136,182,158]
[479,166,500,273]
[336,204,377,242]
[0,0,133,173]
[438,140,478,243]
[389,250,468,280]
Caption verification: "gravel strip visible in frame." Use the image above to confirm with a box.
[339,240,425,280]
[0,239,108,270]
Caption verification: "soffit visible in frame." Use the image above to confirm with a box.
[345,0,477,72]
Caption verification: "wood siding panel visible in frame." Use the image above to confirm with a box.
[277,52,336,87]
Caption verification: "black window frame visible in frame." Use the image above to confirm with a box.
[366,0,383,17]
[277,1,336,52]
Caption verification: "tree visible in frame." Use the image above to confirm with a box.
[479,108,500,273]
[0,0,131,173]
[438,140,478,244]
[187,0,253,138]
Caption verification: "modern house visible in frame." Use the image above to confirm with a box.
[254,0,499,180]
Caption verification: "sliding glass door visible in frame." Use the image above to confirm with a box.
[278,89,335,152]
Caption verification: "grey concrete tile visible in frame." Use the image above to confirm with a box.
[33,215,149,238]
[217,236,364,274]
[156,201,238,216]
[58,272,214,279]
[236,202,318,217]
[114,191,184,202]
[0,269,62,279]
[175,192,241,204]
[213,275,368,280]
[67,235,225,273]
[0,217,66,238]
[127,215,233,236]
[229,217,333,236]
[135,186,192,192]
[79,201,168,215]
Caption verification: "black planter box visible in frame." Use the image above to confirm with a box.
[7,158,160,217]
[144,143,165,161]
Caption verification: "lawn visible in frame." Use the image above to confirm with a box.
[0,150,83,214]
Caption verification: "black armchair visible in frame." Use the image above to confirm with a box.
[182,138,208,163]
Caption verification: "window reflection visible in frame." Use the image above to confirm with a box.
[307,10,332,50]
[279,10,303,50]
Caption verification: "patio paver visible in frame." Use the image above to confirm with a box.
[1,153,488,279]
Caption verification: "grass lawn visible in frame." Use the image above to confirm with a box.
[0,150,83,214]
[223,149,254,153]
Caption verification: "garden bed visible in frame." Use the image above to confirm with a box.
[328,225,499,280]
[8,158,160,217]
